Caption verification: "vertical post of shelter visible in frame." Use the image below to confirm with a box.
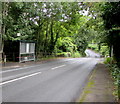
[3,55,6,66]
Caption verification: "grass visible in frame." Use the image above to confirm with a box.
[79,79,95,102]
[79,69,96,102]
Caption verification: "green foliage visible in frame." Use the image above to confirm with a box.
[2,2,96,57]
[88,43,109,57]
[101,2,120,99]
[101,2,120,67]
[104,57,114,64]
[104,56,120,100]
[102,2,120,29]
[56,52,71,57]
[108,64,120,100]
[88,44,98,51]
[74,26,89,55]
[100,46,109,56]
[71,51,81,58]
[4,2,120,61]
[2,2,35,41]
[56,37,77,53]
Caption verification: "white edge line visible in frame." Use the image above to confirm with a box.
[1,59,74,73]
[0,71,42,86]
[1,65,40,73]
[51,65,66,70]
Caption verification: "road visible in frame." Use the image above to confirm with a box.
[1,57,100,102]
[85,49,100,58]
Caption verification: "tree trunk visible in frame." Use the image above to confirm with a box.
[1,2,9,61]
[50,21,54,53]
[36,20,44,59]
[44,21,49,53]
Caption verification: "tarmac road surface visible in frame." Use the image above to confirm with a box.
[1,57,100,102]
[85,49,100,58]
[0,50,100,102]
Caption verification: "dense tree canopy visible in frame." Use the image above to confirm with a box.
[101,2,120,66]
[1,2,120,64]
[1,2,120,101]
[2,2,96,57]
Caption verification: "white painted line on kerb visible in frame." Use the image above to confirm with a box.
[0,71,42,86]
[51,65,66,70]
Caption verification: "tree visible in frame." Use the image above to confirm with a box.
[2,2,100,58]
[101,2,120,67]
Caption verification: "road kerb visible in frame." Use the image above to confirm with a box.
[76,67,97,103]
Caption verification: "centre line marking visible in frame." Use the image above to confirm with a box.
[0,71,42,86]
[51,65,66,70]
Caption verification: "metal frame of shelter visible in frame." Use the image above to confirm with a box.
[19,40,35,62]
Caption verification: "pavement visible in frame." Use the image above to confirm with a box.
[78,62,118,103]
[2,58,61,70]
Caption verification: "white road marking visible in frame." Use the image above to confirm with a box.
[0,71,42,86]
[51,65,66,70]
[1,65,41,73]
[70,60,81,64]
[1,59,74,73]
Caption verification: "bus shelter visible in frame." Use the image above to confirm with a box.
[3,40,35,62]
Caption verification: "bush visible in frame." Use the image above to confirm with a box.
[56,52,71,57]
[104,56,120,100]
[105,59,120,100]
[100,46,109,56]
[104,57,114,64]
[109,64,120,100]
[64,52,71,57]
[56,51,82,58]
[72,51,81,58]
[88,44,98,51]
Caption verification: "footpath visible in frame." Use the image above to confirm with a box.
[2,58,61,70]
[79,62,119,103]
